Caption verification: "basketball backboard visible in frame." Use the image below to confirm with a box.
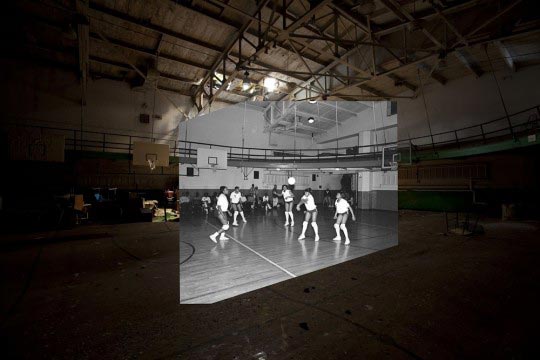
[398,142,413,165]
[196,148,227,170]
[132,142,170,167]
[382,145,399,170]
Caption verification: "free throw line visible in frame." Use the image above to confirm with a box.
[205,221,297,278]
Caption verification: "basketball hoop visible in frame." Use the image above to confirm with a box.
[390,162,398,171]
[147,158,156,171]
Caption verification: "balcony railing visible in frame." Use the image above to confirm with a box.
[3,123,394,163]
[400,105,540,150]
[5,104,537,165]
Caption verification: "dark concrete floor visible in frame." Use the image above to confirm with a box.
[1,211,539,359]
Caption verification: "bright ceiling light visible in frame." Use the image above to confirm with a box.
[263,77,278,92]
[242,71,251,91]
[308,99,317,104]
[308,117,315,124]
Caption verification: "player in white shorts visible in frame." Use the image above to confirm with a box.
[230,186,247,226]
[280,185,295,226]
[296,188,319,241]
[261,193,272,211]
[209,186,232,243]
[333,191,356,245]
[201,192,211,215]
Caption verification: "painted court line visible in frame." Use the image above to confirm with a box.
[205,221,297,278]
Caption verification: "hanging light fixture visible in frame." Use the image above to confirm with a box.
[308,116,315,124]
[242,71,251,91]
[308,99,317,104]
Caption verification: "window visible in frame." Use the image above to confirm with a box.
[387,101,397,116]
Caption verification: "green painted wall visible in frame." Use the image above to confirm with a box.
[398,190,473,212]
[406,131,539,162]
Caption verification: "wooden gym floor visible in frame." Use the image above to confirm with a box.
[180,208,398,303]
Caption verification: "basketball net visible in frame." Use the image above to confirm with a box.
[210,164,217,173]
[147,159,156,171]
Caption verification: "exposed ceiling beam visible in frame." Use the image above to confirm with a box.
[89,1,223,53]
[377,0,451,88]
[281,3,440,99]
[241,66,369,80]
[375,0,484,37]
[430,1,484,78]
[201,0,387,97]
[266,1,350,54]
[88,2,317,87]
[494,40,516,72]
[454,49,484,78]
[417,61,447,85]
[185,0,408,100]
[198,0,334,112]
[453,0,523,46]
[431,2,469,46]
[90,55,191,82]
[89,32,212,71]
[328,52,437,95]
[379,0,443,48]
[194,0,273,111]
[382,71,418,92]
[176,0,333,72]
[328,3,371,34]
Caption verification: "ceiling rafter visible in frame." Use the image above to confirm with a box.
[280,1,424,99]
[494,40,517,72]
[199,0,391,98]
[330,24,540,96]
[12,0,539,113]
[89,2,309,90]
[197,0,335,112]
[378,0,447,84]
[194,0,277,111]
[454,49,484,78]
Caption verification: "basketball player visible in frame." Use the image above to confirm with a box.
[209,186,232,243]
[281,185,295,226]
[333,192,356,245]
[271,184,279,208]
[261,193,272,211]
[230,186,247,226]
[201,192,211,214]
[296,188,319,241]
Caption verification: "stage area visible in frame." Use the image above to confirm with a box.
[180,209,397,304]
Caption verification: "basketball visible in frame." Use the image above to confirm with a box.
[288,177,296,185]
